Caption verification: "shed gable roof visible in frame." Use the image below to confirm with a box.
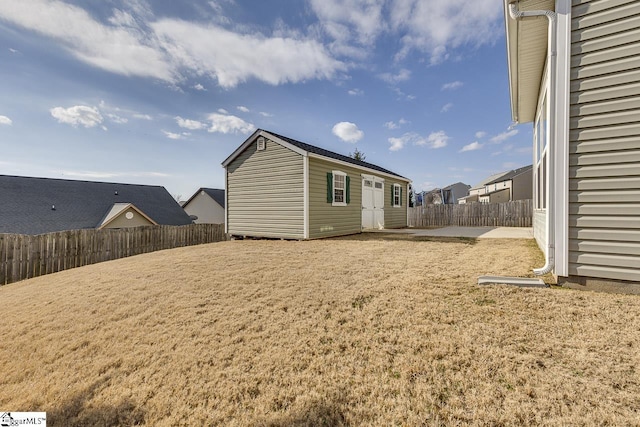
[222,129,410,181]
[0,175,192,235]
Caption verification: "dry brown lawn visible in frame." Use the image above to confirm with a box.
[1,235,639,426]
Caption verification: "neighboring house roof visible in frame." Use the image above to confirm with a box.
[183,188,226,209]
[486,165,533,185]
[223,129,410,181]
[503,0,555,123]
[470,171,512,191]
[0,175,193,235]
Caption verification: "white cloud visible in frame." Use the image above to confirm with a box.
[152,18,345,88]
[384,118,409,130]
[459,141,483,152]
[0,1,345,89]
[50,105,104,128]
[422,131,450,149]
[490,129,518,144]
[389,0,503,64]
[237,106,250,113]
[332,121,364,143]
[441,102,453,112]
[106,113,128,124]
[0,1,174,81]
[8,48,19,54]
[388,136,407,151]
[442,81,463,90]
[208,113,255,134]
[175,116,206,130]
[133,113,153,121]
[162,130,184,140]
[310,0,386,59]
[379,68,411,84]
[0,115,12,125]
[217,108,228,114]
[348,88,364,96]
[475,131,487,139]
[259,111,273,117]
[388,131,448,151]
[193,83,206,91]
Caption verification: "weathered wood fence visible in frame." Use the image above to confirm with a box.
[0,224,226,286]
[409,200,533,228]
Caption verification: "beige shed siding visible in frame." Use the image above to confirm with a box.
[385,180,409,229]
[308,158,362,239]
[569,0,640,281]
[226,139,304,239]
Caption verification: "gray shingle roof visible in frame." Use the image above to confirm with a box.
[184,188,225,208]
[485,165,533,185]
[265,130,409,180]
[0,175,193,235]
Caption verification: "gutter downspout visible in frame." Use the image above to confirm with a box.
[508,1,557,276]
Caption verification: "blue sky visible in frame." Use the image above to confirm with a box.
[0,0,532,200]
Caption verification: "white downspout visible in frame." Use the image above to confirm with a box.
[508,1,557,276]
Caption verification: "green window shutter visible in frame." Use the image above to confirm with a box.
[346,176,351,204]
[327,172,333,203]
[400,187,403,206]
[391,185,394,205]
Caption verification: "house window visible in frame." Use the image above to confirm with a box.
[392,184,402,207]
[327,171,350,206]
[534,90,548,210]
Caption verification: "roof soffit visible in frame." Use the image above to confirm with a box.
[504,0,555,124]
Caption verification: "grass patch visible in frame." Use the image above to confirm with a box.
[1,238,639,425]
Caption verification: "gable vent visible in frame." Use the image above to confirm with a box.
[257,137,266,151]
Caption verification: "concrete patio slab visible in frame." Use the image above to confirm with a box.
[367,226,534,239]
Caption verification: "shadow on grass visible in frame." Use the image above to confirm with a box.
[330,232,478,245]
[47,378,144,427]
[260,401,348,427]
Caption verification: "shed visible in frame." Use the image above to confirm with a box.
[222,129,411,239]
[503,0,640,290]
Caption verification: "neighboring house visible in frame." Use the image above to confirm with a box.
[478,165,533,204]
[459,170,513,204]
[182,188,225,224]
[222,129,411,239]
[503,0,640,288]
[422,182,470,205]
[0,175,193,235]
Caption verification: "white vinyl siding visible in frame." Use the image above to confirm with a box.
[568,0,640,281]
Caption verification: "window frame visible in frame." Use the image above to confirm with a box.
[392,183,402,207]
[332,170,347,207]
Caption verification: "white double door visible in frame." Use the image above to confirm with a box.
[362,176,384,229]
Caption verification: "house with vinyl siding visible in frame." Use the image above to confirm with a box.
[182,188,225,224]
[503,0,640,291]
[222,129,411,239]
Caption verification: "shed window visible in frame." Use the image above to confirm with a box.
[326,171,350,206]
[392,184,402,207]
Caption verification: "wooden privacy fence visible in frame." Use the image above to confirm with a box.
[409,199,533,228]
[0,223,226,286]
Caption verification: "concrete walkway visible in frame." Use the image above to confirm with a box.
[367,226,534,239]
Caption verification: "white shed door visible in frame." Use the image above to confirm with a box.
[362,177,384,229]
